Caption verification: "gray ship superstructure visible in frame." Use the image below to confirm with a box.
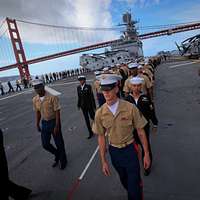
[80,12,143,71]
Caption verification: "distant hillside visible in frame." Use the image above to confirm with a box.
[0,75,20,82]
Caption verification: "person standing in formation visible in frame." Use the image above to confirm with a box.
[123,63,139,97]
[125,77,158,176]
[32,79,67,170]
[0,81,5,95]
[92,74,151,200]
[16,80,22,92]
[77,75,96,139]
[7,81,14,93]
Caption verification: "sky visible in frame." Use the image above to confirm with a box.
[0,0,200,77]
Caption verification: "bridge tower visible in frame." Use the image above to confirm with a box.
[6,18,30,80]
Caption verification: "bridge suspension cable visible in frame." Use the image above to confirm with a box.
[1,18,200,76]
[0,19,6,30]
[14,19,120,62]
[16,18,200,31]
[0,21,15,68]
[16,19,123,31]
[138,21,200,30]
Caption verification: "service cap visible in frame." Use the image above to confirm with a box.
[94,71,101,76]
[139,61,145,65]
[128,63,139,69]
[129,77,144,85]
[99,74,120,91]
[102,67,109,72]
[78,75,86,81]
[99,73,122,81]
[32,79,44,87]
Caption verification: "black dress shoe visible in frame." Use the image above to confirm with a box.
[52,160,59,168]
[59,161,67,170]
[144,168,151,176]
[52,154,59,168]
[87,133,94,139]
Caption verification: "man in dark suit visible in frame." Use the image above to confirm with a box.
[0,128,32,200]
[77,75,96,139]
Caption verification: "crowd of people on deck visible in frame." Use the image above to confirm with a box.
[76,55,162,199]
[1,55,164,200]
[0,67,90,96]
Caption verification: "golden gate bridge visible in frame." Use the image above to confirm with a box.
[0,17,200,80]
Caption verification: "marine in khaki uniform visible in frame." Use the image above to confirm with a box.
[123,63,152,98]
[117,64,129,97]
[139,63,153,81]
[123,63,139,97]
[120,64,129,77]
[144,62,154,73]
[32,79,67,169]
[92,75,151,200]
[141,61,155,81]
[144,67,153,81]
[137,65,153,101]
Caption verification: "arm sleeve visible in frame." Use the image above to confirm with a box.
[90,85,96,109]
[92,109,105,135]
[145,76,152,89]
[52,96,61,111]
[123,79,130,93]
[77,87,81,107]
[149,103,158,126]
[32,98,39,111]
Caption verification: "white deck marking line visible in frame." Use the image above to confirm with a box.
[78,145,99,180]
[169,61,198,69]
[66,145,99,200]
[45,86,61,96]
[0,89,32,101]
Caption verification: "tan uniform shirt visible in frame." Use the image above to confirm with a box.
[144,64,154,73]
[143,68,153,82]
[92,99,147,148]
[33,93,61,121]
[120,66,129,77]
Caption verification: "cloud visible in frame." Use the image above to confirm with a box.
[0,0,118,45]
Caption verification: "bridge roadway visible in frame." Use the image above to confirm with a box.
[1,59,200,200]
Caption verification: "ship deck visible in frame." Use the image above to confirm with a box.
[1,58,200,200]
